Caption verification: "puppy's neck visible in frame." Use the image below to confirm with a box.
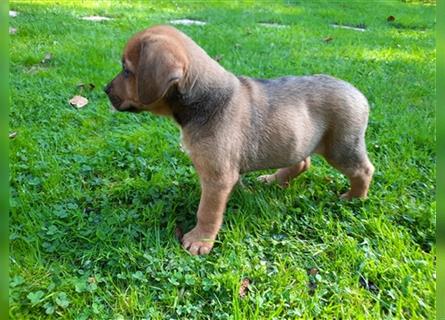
[166,63,235,129]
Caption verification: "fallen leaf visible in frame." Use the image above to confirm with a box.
[323,36,333,42]
[9,132,17,139]
[41,53,52,64]
[69,95,88,109]
[9,27,17,35]
[239,278,250,298]
[387,15,396,22]
[307,267,319,276]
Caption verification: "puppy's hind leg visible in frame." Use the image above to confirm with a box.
[324,144,374,200]
[340,163,374,199]
[258,157,311,188]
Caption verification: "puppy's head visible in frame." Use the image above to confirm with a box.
[104,26,189,113]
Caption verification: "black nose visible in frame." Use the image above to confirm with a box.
[104,83,112,94]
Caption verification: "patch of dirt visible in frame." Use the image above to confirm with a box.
[170,19,206,26]
[331,23,366,32]
[81,16,112,22]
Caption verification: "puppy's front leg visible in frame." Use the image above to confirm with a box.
[182,174,238,255]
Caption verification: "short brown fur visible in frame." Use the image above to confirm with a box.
[105,25,374,255]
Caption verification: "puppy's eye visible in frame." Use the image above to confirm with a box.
[123,69,131,78]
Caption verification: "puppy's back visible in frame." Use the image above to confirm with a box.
[234,75,369,172]
[254,75,368,115]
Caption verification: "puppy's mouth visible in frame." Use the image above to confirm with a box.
[107,96,141,113]
[108,95,123,107]
[120,105,140,113]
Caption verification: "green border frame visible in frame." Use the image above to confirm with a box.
[437,0,444,318]
[0,0,10,317]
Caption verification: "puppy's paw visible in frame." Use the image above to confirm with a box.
[340,192,353,200]
[257,174,276,184]
[340,191,367,200]
[181,227,216,255]
[257,174,289,188]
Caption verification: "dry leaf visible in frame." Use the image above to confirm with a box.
[323,36,333,43]
[307,267,319,276]
[9,27,17,35]
[387,15,395,22]
[9,132,17,139]
[69,95,88,109]
[239,278,250,298]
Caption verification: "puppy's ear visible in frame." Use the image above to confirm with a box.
[137,38,187,105]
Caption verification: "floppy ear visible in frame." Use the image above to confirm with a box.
[137,38,186,105]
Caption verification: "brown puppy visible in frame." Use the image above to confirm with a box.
[105,25,374,255]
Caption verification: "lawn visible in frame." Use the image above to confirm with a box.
[9,1,436,319]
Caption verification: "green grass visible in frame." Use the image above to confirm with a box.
[9,1,435,319]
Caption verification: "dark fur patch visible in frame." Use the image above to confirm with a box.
[253,76,296,97]
[251,76,301,114]
[238,77,264,129]
[166,84,233,128]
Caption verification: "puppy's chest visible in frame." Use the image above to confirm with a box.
[179,130,192,156]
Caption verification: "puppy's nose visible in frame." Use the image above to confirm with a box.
[103,83,112,95]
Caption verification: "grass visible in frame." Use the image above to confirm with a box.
[9,0,436,319]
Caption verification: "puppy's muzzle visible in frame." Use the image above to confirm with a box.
[104,83,124,109]
[107,94,123,109]
[103,83,112,95]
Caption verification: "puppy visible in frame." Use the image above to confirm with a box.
[104,25,374,255]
